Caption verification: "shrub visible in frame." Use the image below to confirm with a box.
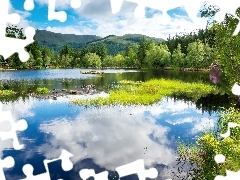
[36,87,50,95]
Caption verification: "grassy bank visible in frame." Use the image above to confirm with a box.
[72,78,219,106]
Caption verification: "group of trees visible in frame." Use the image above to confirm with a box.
[0,19,225,71]
[0,23,214,70]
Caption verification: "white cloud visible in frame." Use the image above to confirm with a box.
[166,117,194,125]
[35,0,209,39]
[45,11,208,39]
[1,97,36,120]
[190,117,214,134]
[9,0,239,40]
[166,116,215,134]
[37,105,176,171]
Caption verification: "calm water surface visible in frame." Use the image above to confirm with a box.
[0,69,228,179]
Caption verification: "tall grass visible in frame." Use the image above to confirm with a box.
[72,78,219,106]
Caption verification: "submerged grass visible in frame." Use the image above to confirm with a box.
[72,78,219,106]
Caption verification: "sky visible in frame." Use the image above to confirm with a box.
[7,0,238,40]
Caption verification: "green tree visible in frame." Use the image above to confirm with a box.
[137,36,147,68]
[98,44,108,61]
[201,5,240,84]
[145,44,171,68]
[171,44,186,67]
[113,54,125,67]
[102,55,114,67]
[185,40,205,69]
[82,53,101,68]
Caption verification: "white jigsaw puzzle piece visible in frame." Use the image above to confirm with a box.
[116,159,158,180]
[24,0,35,11]
[110,0,206,25]
[20,149,74,180]
[0,0,36,62]
[220,122,240,138]
[232,83,240,96]
[0,156,15,180]
[79,169,109,180]
[0,103,28,150]
[215,170,240,180]
[47,0,81,22]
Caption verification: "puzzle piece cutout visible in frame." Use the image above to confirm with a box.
[0,0,35,62]
[48,0,81,22]
[79,169,109,180]
[110,0,240,35]
[24,0,81,22]
[0,156,15,180]
[79,159,158,180]
[0,103,28,150]
[20,149,74,180]
[220,122,240,138]
[214,170,240,180]
[232,83,240,96]
[110,0,207,24]
[214,80,240,179]
[116,159,158,180]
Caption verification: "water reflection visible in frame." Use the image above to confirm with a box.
[1,96,217,179]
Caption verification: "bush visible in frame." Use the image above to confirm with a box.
[36,87,50,95]
[173,107,240,179]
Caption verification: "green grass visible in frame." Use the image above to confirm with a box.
[0,90,15,97]
[36,87,50,95]
[72,78,219,106]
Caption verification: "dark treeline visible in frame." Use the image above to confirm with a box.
[0,25,216,70]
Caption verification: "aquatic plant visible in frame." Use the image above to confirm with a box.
[0,89,15,97]
[35,87,50,95]
[72,78,219,106]
[172,107,240,179]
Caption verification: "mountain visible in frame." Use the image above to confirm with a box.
[86,34,165,55]
[35,30,102,52]
[34,30,165,55]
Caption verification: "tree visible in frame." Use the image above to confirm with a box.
[82,53,101,68]
[201,4,240,84]
[102,55,114,67]
[171,44,186,68]
[42,47,54,67]
[98,44,108,61]
[113,54,125,67]
[137,36,147,68]
[124,47,137,68]
[185,40,205,69]
[145,44,171,68]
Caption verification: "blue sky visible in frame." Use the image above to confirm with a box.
[8,0,221,39]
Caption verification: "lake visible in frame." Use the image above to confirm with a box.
[0,68,231,180]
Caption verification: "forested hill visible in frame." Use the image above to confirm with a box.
[86,34,165,55]
[35,30,165,55]
[35,30,102,52]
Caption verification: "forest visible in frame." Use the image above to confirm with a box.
[0,24,216,71]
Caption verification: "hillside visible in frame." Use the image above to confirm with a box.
[35,30,102,52]
[34,30,165,55]
[86,34,165,55]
